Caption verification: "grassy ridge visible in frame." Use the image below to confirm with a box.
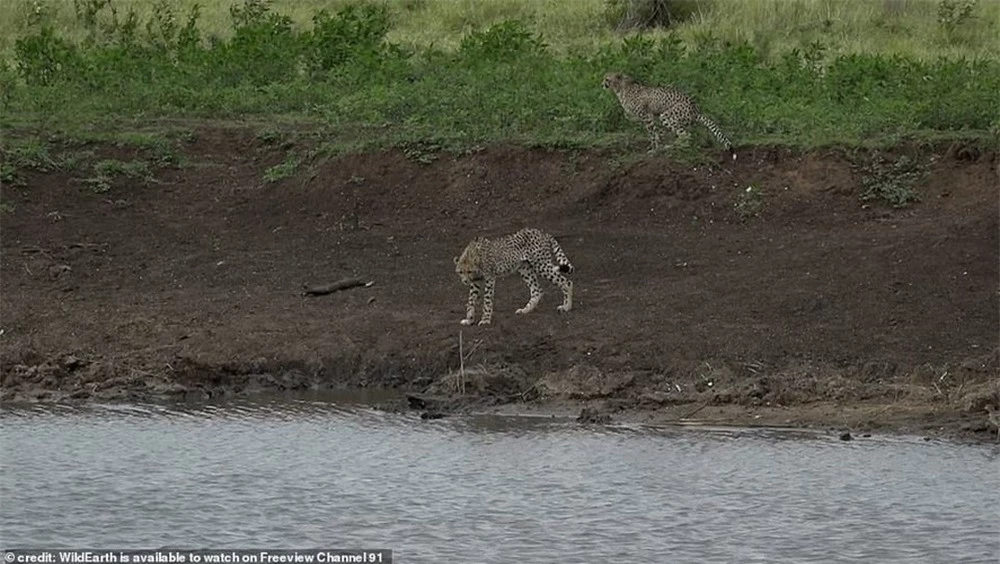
[0,0,997,152]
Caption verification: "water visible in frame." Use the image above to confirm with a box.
[2,398,998,563]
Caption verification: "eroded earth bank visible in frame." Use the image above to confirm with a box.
[2,125,998,440]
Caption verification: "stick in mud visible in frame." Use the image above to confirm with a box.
[678,399,713,421]
[301,277,372,296]
[458,330,466,395]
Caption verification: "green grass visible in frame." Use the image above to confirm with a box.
[1,136,63,186]
[0,0,997,153]
[263,153,302,182]
[2,0,997,61]
[85,158,154,193]
[734,184,766,221]
[853,153,928,207]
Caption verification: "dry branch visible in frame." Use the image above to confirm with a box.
[301,277,372,297]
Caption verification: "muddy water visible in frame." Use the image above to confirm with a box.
[2,397,997,563]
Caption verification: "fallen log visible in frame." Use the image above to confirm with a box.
[302,277,373,297]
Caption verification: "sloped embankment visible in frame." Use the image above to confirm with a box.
[1,127,997,439]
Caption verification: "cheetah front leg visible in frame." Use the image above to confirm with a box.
[460,282,480,325]
[640,114,661,152]
[515,265,543,315]
[478,278,497,326]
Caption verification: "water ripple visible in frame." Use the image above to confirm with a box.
[1,401,997,563]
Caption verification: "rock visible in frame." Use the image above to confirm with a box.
[61,355,84,370]
[48,264,71,279]
[577,407,612,425]
[839,431,853,441]
[406,394,427,409]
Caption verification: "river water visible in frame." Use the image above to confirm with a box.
[1,397,997,563]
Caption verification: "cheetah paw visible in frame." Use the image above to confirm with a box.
[515,307,531,315]
[460,318,474,326]
[477,319,492,326]
[557,305,572,313]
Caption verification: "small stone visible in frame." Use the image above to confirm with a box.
[577,407,612,425]
[839,431,853,441]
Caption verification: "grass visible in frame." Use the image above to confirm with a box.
[734,184,766,221]
[0,0,997,153]
[263,153,302,183]
[0,130,184,194]
[1,136,66,186]
[853,154,928,208]
[2,0,997,61]
[84,159,154,193]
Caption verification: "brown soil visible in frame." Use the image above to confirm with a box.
[2,125,998,441]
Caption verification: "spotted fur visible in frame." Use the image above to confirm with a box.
[454,227,574,326]
[603,72,736,160]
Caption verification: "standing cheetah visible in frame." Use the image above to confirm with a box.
[603,72,736,160]
[454,227,574,326]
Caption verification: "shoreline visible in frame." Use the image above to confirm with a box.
[2,351,997,443]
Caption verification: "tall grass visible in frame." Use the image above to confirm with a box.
[0,0,997,150]
[685,0,999,61]
[1,0,997,60]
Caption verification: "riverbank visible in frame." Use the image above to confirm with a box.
[1,124,998,440]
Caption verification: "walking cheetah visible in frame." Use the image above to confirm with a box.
[602,72,736,160]
[454,227,574,326]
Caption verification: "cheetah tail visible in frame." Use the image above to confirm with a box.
[549,237,575,274]
[697,114,737,161]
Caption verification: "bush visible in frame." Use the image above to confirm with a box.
[604,0,705,31]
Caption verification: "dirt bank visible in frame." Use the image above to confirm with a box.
[2,125,998,440]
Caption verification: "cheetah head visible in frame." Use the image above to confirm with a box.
[454,243,484,285]
[602,72,630,90]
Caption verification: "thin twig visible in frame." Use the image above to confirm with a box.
[679,399,712,420]
[458,330,466,395]
[463,338,483,362]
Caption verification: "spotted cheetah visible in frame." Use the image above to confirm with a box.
[603,72,736,160]
[454,227,574,326]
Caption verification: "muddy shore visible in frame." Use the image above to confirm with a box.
[2,126,998,440]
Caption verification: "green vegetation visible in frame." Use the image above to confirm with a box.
[854,154,928,207]
[263,153,302,182]
[2,0,997,60]
[0,132,180,194]
[734,184,766,220]
[1,136,66,186]
[0,0,997,152]
[85,159,154,193]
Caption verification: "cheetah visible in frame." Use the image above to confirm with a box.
[454,227,574,326]
[602,72,736,160]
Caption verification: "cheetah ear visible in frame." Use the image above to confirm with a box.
[453,256,459,264]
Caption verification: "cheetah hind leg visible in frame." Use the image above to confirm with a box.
[557,278,573,313]
[641,116,661,152]
[540,264,573,313]
[659,114,691,150]
[673,128,692,148]
[515,266,543,315]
